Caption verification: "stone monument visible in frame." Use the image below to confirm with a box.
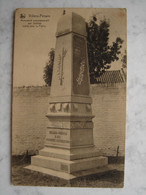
[26,12,108,180]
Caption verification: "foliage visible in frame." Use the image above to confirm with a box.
[121,50,127,68]
[43,49,55,86]
[43,16,124,85]
[86,16,123,83]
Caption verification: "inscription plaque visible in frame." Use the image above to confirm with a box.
[45,129,70,146]
[73,35,89,95]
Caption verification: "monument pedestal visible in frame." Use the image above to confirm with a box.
[26,12,108,181]
[27,156,108,180]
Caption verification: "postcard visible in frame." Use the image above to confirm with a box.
[12,8,127,187]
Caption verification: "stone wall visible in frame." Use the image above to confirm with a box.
[12,84,126,156]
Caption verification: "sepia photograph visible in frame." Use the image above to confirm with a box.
[11,8,127,187]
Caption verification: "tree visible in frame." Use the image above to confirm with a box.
[86,16,123,83]
[43,16,123,85]
[121,50,127,68]
[43,48,55,86]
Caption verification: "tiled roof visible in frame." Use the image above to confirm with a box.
[96,70,126,83]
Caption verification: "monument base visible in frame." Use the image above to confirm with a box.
[26,163,111,181]
[25,146,108,181]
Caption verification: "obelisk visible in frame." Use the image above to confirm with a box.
[26,12,108,180]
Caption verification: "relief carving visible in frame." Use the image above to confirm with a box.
[76,57,85,85]
[55,103,62,111]
[50,104,55,112]
[86,104,91,112]
[57,47,67,85]
[62,103,69,112]
[73,103,78,111]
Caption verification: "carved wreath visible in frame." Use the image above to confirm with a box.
[76,58,86,85]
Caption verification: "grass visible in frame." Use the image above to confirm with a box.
[11,155,124,188]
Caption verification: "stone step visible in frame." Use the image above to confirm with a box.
[39,147,102,160]
[39,147,71,160]
[31,155,108,173]
[25,164,113,181]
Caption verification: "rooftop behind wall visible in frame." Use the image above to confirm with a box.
[96,69,126,84]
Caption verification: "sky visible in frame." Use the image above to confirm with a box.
[13,8,126,86]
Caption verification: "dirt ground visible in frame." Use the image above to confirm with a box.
[11,156,124,188]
